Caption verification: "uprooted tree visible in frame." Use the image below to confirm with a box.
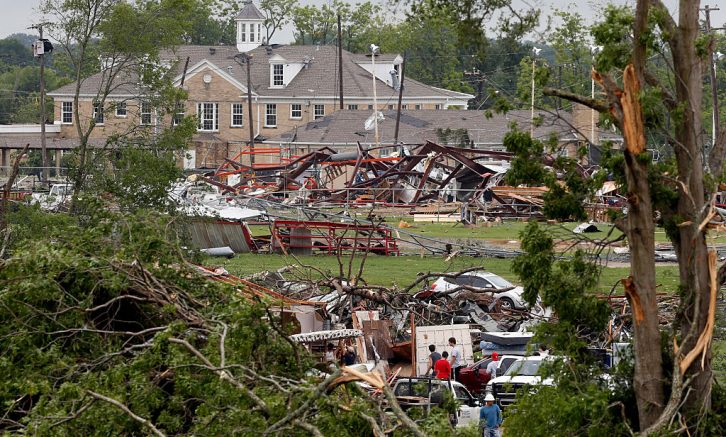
[0,205,475,436]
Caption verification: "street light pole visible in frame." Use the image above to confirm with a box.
[371,44,380,146]
[530,47,541,137]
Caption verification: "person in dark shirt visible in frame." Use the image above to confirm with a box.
[426,344,441,376]
[434,351,452,379]
[342,346,357,365]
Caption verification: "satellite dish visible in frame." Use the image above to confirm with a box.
[364,111,384,131]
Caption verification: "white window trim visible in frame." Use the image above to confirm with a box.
[271,64,284,88]
[197,102,219,132]
[313,104,325,120]
[347,104,358,110]
[115,101,127,118]
[61,101,73,124]
[264,104,277,128]
[172,103,185,126]
[93,101,104,125]
[231,103,244,127]
[290,103,302,120]
[140,101,153,126]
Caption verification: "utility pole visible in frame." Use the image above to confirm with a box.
[235,53,256,167]
[337,14,344,110]
[371,44,379,146]
[393,54,406,146]
[702,4,721,146]
[30,23,51,183]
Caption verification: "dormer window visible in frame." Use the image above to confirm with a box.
[240,23,246,42]
[249,24,255,42]
[273,64,284,86]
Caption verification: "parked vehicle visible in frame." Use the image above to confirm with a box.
[486,356,555,409]
[29,183,72,211]
[429,271,527,310]
[458,354,522,395]
[391,377,480,428]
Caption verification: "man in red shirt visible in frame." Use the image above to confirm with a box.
[434,351,452,379]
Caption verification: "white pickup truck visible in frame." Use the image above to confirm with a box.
[391,377,480,428]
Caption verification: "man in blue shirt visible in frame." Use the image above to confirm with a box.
[480,393,502,437]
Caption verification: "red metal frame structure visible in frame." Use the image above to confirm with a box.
[271,219,399,256]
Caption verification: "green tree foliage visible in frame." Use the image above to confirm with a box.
[0,207,461,435]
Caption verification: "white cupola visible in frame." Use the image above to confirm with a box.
[235,1,265,53]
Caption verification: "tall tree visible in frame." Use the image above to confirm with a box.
[260,0,297,43]
[40,0,195,202]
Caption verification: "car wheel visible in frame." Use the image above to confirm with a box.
[499,297,515,310]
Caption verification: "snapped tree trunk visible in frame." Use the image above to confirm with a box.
[669,0,713,416]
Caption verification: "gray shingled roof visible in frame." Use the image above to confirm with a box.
[235,1,265,20]
[48,44,473,103]
[265,109,623,145]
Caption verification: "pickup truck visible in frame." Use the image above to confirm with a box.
[458,354,522,395]
[485,356,555,409]
[391,377,480,428]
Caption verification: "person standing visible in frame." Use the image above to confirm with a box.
[480,393,503,437]
[426,344,441,376]
[448,337,463,381]
[434,351,452,379]
[486,352,500,377]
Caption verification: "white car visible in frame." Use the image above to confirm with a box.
[485,355,555,409]
[429,271,528,310]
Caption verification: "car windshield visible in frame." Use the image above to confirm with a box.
[504,359,543,376]
[485,275,513,289]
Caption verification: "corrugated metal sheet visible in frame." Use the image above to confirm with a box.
[187,221,251,253]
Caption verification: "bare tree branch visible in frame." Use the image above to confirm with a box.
[542,87,609,112]
[86,391,165,437]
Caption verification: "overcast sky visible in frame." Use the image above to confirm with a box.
[1,0,725,43]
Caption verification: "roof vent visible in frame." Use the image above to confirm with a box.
[209,47,216,55]
[265,46,273,55]
[227,66,233,74]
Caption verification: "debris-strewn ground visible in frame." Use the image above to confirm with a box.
[212,253,683,293]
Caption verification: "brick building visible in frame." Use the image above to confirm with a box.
[47,1,473,169]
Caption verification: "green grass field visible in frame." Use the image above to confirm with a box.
[213,253,681,294]
[249,217,725,245]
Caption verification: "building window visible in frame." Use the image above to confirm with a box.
[257,24,261,43]
[249,25,255,42]
[368,104,373,110]
[415,104,421,110]
[172,102,185,126]
[401,104,408,110]
[231,103,244,127]
[115,101,127,117]
[265,104,277,127]
[140,101,152,125]
[93,101,104,124]
[434,104,442,110]
[388,104,394,110]
[290,103,302,119]
[272,64,284,86]
[61,101,73,124]
[347,104,358,110]
[197,102,219,131]
[314,104,325,120]
[240,23,246,42]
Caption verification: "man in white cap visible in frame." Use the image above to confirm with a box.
[480,393,502,437]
